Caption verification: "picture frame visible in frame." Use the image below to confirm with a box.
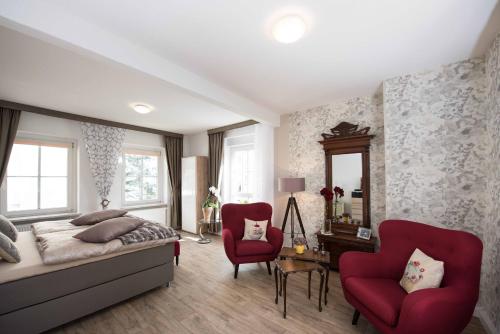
[357,227,372,240]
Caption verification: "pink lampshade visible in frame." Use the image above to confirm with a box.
[279,177,305,193]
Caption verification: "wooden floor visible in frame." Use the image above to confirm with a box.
[51,234,486,334]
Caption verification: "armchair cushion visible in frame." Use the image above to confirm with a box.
[242,219,268,241]
[235,240,274,257]
[400,248,444,293]
[345,277,407,326]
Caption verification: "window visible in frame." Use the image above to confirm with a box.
[228,146,255,202]
[1,137,76,217]
[223,128,256,203]
[122,148,162,205]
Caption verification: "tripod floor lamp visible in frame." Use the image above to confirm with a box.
[279,177,308,249]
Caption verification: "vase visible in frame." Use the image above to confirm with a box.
[202,207,213,222]
[295,244,305,254]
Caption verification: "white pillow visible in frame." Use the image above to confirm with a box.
[400,248,444,293]
[242,219,268,242]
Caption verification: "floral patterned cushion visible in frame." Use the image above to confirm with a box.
[242,219,268,242]
[400,248,444,293]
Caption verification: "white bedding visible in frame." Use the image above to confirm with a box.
[32,220,176,265]
[31,219,84,235]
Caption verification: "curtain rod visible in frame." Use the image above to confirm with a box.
[0,100,183,138]
[207,120,258,135]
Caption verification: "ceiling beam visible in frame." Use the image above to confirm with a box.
[207,120,259,134]
[0,100,183,138]
[0,1,280,126]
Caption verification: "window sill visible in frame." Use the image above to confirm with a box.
[10,212,80,225]
[121,203,168,212]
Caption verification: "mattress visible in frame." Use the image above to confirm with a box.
[0,231,170,284]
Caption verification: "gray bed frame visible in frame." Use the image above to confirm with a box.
[0,243,174,334]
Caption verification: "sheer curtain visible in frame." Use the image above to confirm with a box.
[221,124,274,206]
[254,123,274,205]
[81,122,126,209]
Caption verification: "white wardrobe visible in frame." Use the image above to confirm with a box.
[181,156,208,234]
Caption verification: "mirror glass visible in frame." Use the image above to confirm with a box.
[331,153,363,224]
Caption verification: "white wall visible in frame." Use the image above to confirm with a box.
[183,131,208,157]
[274,114,290,229]
[15,112,169,224]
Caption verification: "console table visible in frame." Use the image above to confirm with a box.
[317,232,376,270]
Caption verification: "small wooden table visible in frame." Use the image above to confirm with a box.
[317,232,376,270]
[274,259,325,318]
[278,247,330,305]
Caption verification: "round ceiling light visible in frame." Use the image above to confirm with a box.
[133,104,152,114]
[272,15,306,44]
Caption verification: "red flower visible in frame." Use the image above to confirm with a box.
[320,187,334,202]
[333,186,345,198]
[420,268,425,272]
[413,261,420,266]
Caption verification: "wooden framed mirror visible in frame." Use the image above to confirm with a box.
[319,122,374,234]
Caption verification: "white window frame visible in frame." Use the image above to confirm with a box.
[222,127,256,204]
[0,134,77,218]
[121,146,164,207]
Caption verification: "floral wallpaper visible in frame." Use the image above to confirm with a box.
[383,58,488,237]
[286,34,500,330]
[81,122,126,208]
[483,34,500,331]
[288,94,385,246]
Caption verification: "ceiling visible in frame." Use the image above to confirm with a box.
[0,0,499,131]
[0,27,246,134]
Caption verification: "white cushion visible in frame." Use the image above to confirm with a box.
[400,248,444,293]
[242,219,268,242]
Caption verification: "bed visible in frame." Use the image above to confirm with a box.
[0,228,174,334]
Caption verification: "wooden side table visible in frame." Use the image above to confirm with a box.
[278,247,330,305]
[274,259,325,319]
[317,232,376,270]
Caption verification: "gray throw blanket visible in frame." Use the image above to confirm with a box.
[118,222,180,245]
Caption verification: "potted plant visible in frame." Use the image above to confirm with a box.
[320,186,344,233]
[293,237,307,254]
[202,186,220,222]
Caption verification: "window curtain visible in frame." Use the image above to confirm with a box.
[254,123,274,204]
[81,122,126,209]
[0,107,21,185]
[208,132,224,189]
[165,136,183,229]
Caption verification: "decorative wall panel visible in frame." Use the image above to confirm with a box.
[483,34,500,331]
[383,58,488,238]
[288,94,385,246]
[81,122,126,208]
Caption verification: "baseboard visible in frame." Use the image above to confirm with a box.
[475,306,498,334]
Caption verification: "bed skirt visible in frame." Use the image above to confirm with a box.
[0,243,174,334]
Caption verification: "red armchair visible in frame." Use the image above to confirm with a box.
[340,220,482,334]
[221,202,284,278]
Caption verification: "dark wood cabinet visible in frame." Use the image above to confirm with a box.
[317,233,376,270]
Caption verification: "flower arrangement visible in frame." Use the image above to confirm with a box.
[320,186,344,222]
[293,237,307,254]
[332,186,344,222]
[293,236,307,246]
[320,187,333,202]
[202,186,220,209]
[202,186,221,222]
